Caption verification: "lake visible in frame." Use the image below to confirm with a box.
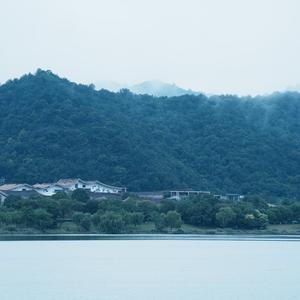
[0,236,299,300]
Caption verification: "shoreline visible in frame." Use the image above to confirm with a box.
[1,233,300,241]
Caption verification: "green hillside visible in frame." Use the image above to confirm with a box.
[0,70,300,197]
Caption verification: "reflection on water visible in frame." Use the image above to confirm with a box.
[0,239,299,300]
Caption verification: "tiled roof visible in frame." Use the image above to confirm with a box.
[56,178,82,186]
[0,184,19,191]
[33,183,51,189]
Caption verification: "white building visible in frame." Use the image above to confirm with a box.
[84,180,126,193]
[0,179,126,198]
[170,190,211,200]
[56,178,88,191]
[0,183,33,192]
[56,178,126,194]
[33,183,65,196]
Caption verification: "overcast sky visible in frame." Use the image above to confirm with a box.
[1,0,300,95]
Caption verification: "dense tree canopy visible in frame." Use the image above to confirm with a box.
[0,70,300,197]
[0,193,299,233]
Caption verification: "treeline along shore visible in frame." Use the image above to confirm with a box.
[0,189,300,234]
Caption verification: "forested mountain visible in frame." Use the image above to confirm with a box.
[0,70,300,197]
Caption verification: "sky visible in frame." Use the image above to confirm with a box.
[1,0,300,95]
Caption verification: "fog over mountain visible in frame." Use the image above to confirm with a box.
[286,84,300,93]
[96,80,201,97]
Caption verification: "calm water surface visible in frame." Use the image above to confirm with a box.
[0,238,299,300]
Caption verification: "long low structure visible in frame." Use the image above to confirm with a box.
[170,190,244,201]
[170,190,211,200]
[0,178,127,199]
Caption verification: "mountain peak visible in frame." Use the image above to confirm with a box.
[129,80,200,97]
[95,80,201,97]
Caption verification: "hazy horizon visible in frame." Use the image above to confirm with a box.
[1,0,300,96]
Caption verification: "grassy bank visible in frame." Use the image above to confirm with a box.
[1,223,300,235]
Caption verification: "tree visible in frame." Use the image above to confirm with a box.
[58,198,74,218]
[52,192,68,200]
[177,196,217,226]
[124,212,144,227]
[80,214,92,231]
[72,212,92,231]
[215,206,236,228]
[71,189,89,202]
[31,208,53,231]
[138,200,157,221]
[122,198,138,212]
[154,213,167,232]
[3,195,22,209]
[0,210,23,226]
[98,212,125,234]
[244,210,269,229]
[85,200,99,214]
[159,199,177,214]
[165,211,182,230]
[255,211,269,229]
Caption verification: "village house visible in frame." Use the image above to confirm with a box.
[0,183,33,192]
[0,183,40,199]
[84,180,126,193]
[0,178,127,200]
[56,178,126,194]
[33,183,65,196]
[56,178,87,191]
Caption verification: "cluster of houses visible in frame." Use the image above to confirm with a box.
[0,178,244,205]
[0,178,127,203]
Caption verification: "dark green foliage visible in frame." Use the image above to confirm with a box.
[1,70,300,197]
[243,211,269,229]
[58,198,74,218]
[154,213,167,231]
[215,207,236,228]
[159,199,177,214]
[123,212,144,227]
[72,212,92,231]
[96,211,125,234]
[30,208,54,231]
[137,200,158,221]
[177,195,219,226]
[84,200,99,214]
[71,189,89,202]
[0,193,299,233]
[266,205,294,224]
[165,210,182,230]
[79,214,92,231]
[176,194,271,229]
[52,192,68,200]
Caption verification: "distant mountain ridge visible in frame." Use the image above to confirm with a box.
[95,80,201,97]
[129,80,201,97]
